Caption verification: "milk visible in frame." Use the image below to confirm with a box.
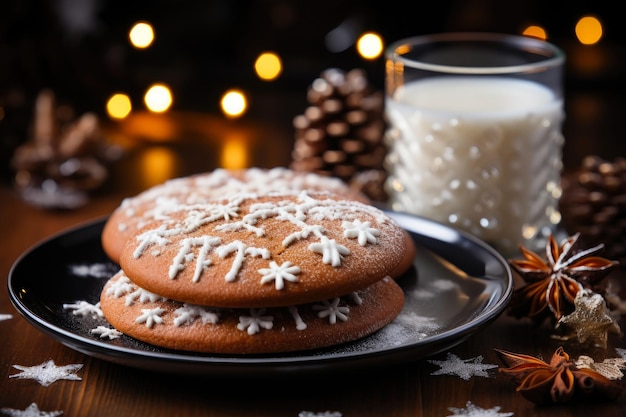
[384,76,564,252]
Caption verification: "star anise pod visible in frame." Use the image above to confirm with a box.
[507,233,618,324]
[496,347,623,405]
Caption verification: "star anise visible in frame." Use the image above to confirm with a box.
[507,233,618,324]
[496,347,623,405]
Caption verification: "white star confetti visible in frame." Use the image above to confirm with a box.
[447,401,513,417]
[68,262,118,278]
[429,353,498,381]
[617,347,626,359]
[62,301,103,318]
[0,313,13,322]
[90,326,123,340]
[0,402,63,417]
[9,359,83,386]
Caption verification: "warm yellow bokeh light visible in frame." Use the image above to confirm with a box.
[106,93,132,120]
[522,25,547,40]
[357,32,383,60]
[254,52,283,81]
[220,135,248,169]
[129,21,155,49]
[576,16,603,45]
[144,84,173,113]
[139,146,177,188]
[220,89,247,118]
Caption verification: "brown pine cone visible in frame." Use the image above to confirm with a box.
[559,155,626,260]
[289,68,388,202]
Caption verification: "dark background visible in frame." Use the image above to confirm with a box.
[1,0,625,179]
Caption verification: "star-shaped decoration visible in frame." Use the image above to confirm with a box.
[575,355,626,380]
[0,313,13,322]
[428,352,498,381]
[447,401,513,417]
[0,403,63,417]
[556,288,621,348]
[9,359,83,386]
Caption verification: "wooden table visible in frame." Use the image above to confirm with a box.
[1,108,625,417]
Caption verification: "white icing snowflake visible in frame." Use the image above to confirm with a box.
[135,308,165,328]
[0,313,13,322]
[106,275,134,298]
[312,298,350,324]
[125,288,167,306]
[62,301,103,318]
[90,326,123,340]
[0,402,63,417]
[447,401,513,417]
[173,304,219,326]
[258,261,301,290]
[9,359,82,386]
[308,236,350,267]
[288,306,307,330]
[428,353,498,380]
[237,308,274,335]
[342,219,380,246]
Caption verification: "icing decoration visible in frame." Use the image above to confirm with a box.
[103,273,366,336]
[237,308,274,335]
[173,304,219,326]
[135,307,165,328]
[258,261,301,290]
[312,298,350,324]
[342,219,380,246]
[129,191,389,285]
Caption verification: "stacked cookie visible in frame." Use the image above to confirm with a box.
[99,168,413,354]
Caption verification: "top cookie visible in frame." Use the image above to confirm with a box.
[118,191,408,308]
[102,167,367,263]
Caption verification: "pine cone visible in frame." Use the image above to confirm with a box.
[559,155,626,260]
[289,68,388,202]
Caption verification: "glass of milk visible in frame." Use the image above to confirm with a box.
[384,32,565,254]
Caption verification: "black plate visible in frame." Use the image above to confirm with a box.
[7,211,513,376]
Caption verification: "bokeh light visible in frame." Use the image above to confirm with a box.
[220,89,247,118]
[129,21,155,49]
[522,25,547,40]
[254,52,283,81]
[144,84,173,113]
[106,93,132,119]
[357,32,383,60]
[575,16,603,45]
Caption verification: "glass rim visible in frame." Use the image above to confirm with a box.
[386,32,566,75]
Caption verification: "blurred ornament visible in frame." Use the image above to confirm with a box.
[290,68,388,202]
[555,288,621,348]
[10,89,121,209]
[560,155,626,261]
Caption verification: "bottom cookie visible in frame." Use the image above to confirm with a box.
[100,270,405,354]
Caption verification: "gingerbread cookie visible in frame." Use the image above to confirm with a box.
[100,270,404,354]
[102,167,368,263]
[117,191,409,308]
